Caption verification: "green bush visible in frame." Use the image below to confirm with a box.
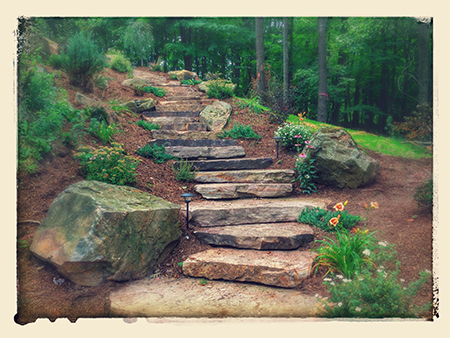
[275,122,313,150]
[109,52,133,73]
[206,79,235,99]
[88,118,121,145]
[62,31,106,90]
[299,207,362,232]
[136,120,160,131]
[48,53,68,70]
[234,97,270,114]
[74,142,141,186]
[414,178,433,211]
[135,144,177,163]
[180,79,202,86]
[172,159,196,182]
[141,85,167,97]
[218,123,261,140]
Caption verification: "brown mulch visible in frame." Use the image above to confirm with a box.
[15,67,435,324]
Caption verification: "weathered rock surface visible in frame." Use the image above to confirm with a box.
[151,130,218,140]
[121,77,150,89]
[144,110,200,118]
[173,157,273,171]
[166,146,245,160]
[194,222,314,250]
[76,92,100,107]
[194,169,295,183]
[109,277,319,317]
[123,98,156,113]
[182,248,316,288]
[306,127,380,188]
[30,181,181,286]
[168,69,199,81]
[200,101,233,132]
[148,138,237,148]
[195,183,292,199]
[186,198,328,227]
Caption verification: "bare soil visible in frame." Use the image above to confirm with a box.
[15,67,435,324]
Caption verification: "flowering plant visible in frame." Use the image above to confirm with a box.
[274,121,312,150]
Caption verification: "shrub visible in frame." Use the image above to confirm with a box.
[275,122,312,151]
[393,104,433,142]
[74,142,141,186]
[206,79,235,99]
[141,85,167,97]
[299,207,362,232]
[218,123,261,140]
[135,144,177,163]
[62,31,107,90]
[414,178,433,211]
[136,120,160,131]
[88,118,121,145]
[48,53,68,70]
[180,79,202,86]
[109,52,133,73]
[234,96,270,114]
[172,159,196,182]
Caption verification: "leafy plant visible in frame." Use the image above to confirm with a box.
[293,139,317,194]
[234,96,270,114]
[89,118,121,145]
[274,120,313,150]
[74,142,141,186]
[172,159,196,182]
[414,178,433,211]
[180,79,202,86]
[206,79,235,99]
[135,144,177,163]
[218,123,261,140]
[136,120,161,131]
[141,85,166,97]
[299,206,362,232]
[109,52,133,73]
[48,53,68,70]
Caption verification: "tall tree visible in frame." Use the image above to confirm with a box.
[283,17,289,102]
[417,17,432,111]
[255,17,266,102]
[317,17,328,122]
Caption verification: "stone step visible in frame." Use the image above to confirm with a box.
[182,248,317,288]
[194,183,292,199]
[165,95,203,101]
[143,111,200,118]
[186,198,328,227]
[166,146,246,160]
[194,222,314,250]
[155,104,208,112]
[173,157,273,171]
[148,138,237,148]
[159,99,215,106]
[145,116,197,125]
[151,130,216,140]
[194,169,295,184]
[160,122,207,132]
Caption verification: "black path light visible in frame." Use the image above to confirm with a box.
[181,193,195,230]
[134,100,141,114]
[274,136,282,158]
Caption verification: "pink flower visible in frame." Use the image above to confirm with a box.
[294,135,302,138]
[300,153,307,158]
[295,144,302,147]
[305,140,311,144]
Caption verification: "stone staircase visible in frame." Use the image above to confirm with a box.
[138,71,328,289]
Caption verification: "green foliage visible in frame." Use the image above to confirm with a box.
[414,178,433,211]
[180,79,202,86]
[74,142,141,186]
[218,123,261,140]
[88,118,121,145]
[141,85,167,97]
[48,53,68,70]
[393,104,433,142]
[121,20,154,66]
[206,79,235,99]
[135,120,161,131]
[135,144,177,163]
[293,153,318,194]
[172,159,196,182]
[234,96,270,114]
[61,31,107,90]
[319,267,431,318]
[109,52,133,73]
[274,122,313,151]
[299,207,362,232]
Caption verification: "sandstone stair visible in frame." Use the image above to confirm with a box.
[135,71,327,289]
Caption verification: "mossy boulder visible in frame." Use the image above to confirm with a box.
[200,101,232,132]
[305,127,380,188]
[121,77,150,89]
[30,181,182,286]
[122,98,156,113]
[168,70,198,81]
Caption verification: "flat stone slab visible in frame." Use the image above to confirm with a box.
[174,157,273,171]
[195,183,292,199]
[151,130,218,140]
[182,248,317,288]
[145,116,197,125]
[160,122,207,131]
[143,111,200,118]
[194,169,295,183]
[109,277,319,317]
[166,146,245,160]
[194,222,314,250]
[148,139,237,147]
[186,198,328,227]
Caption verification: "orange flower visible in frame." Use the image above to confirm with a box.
[329,214,341,227]
[370,202,379,209]
[333,201,348,212]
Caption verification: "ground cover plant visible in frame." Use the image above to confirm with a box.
[206,79,235,99]
[172,159,196,182]
[218,122,262,140]
[135,143,178,163]
[140,85,167,97]
[135,120,161,131]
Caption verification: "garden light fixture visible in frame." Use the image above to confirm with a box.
[135,100,141,114]
[274,136,281,158]
[181,193,195,230]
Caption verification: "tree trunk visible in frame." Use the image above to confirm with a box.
[317,17,328,123]
[352,81,360,129]
[283,17,289,104]
[180,23,193,71]
[255,17,266,103]
[418,18,432,111]
[288,17,294,87]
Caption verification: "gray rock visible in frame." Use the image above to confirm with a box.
[30,181,181,286]
[200,101,232,132]
[194,222,314,250]
[121,78,150,89]
[173,157,273,171]
[165,146,245,160]
[76,92,100,107]
[194,183,292,199]
[194,169,295,183]
[168,70,198,81]
[148,138,237,148]
[123,98,156,113]
[305,127,380,188]
[182,248,316,288]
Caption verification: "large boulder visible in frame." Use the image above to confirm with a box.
[122,98,156,113]
[305,127,380,188]
[200,101,232,132]
[30,180,181,286]
[121,78,150,89]
[168,70,198,81]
